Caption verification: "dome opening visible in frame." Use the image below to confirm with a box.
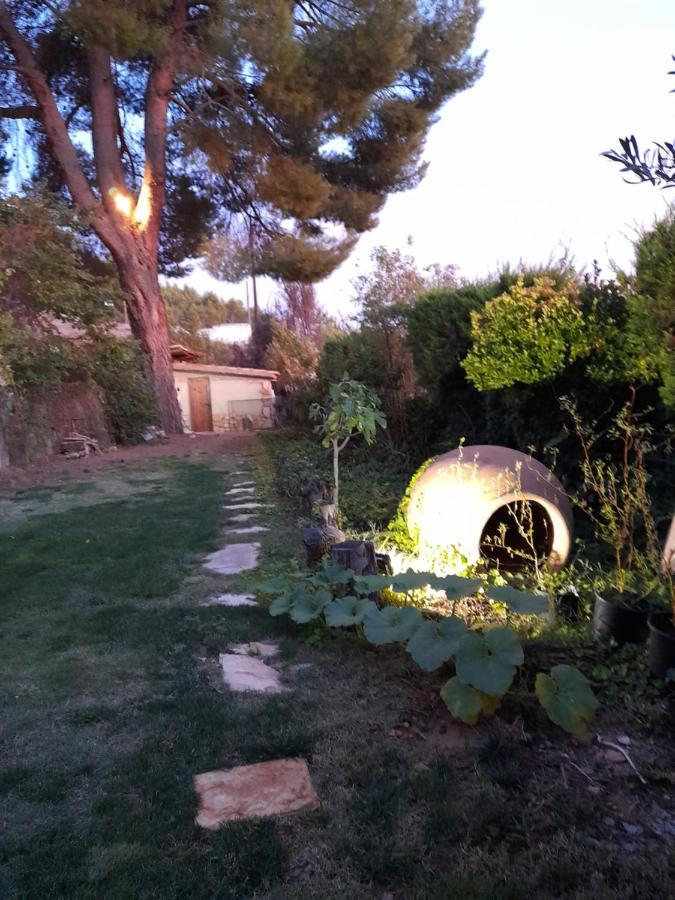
[479,500,554,573]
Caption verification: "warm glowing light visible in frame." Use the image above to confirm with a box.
[133,178,152,230]
[109,188,133,218]
[406,446,573,572]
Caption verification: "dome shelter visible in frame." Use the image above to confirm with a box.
[406,446,573,572]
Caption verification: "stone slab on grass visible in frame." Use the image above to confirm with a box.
[218,652,283,693]
[194,759,318,829]
[204,542,260,574]
[228,513,256,523]
[232,481,255,487]
[230,641,279,658]
[201,593,258,608]
[223,502,270,511]
[227,525,269,535]
[226,487,255,495]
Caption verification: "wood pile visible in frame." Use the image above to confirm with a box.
[60,432,102,459]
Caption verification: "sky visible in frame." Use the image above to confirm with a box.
[176,0,675,319]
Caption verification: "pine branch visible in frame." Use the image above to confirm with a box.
[0,3,98,215]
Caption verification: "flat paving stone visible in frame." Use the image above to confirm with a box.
[230,641,279,657]
[232,480,255,487]
[227,525,269,535]
[228,513,256,523]
[223,502,271,510]
[218,653,283,693]
[203,542,260,574]
[194,759,318,829]
[201,593,258,608]
[226,487,255,495]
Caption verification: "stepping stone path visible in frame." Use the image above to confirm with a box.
[203,542,260,574]
[227,525,269,535]
[201,593,258,608]
[230,641,279,657]
[218,652,283,693]
[194,759,319,829]
[195,466,318,828]
[223,502,270,510]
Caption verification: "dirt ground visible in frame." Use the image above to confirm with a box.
[0,432,256,497]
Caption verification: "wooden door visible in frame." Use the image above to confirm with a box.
[188,377,213,432]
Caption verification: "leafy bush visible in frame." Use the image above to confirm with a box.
[405,284,493,401]
[255,564,597,734]
[463,277,598,390]
[89,339,157,444]
[258,429,410,529]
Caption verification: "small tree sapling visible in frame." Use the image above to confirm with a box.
[310,377,386,520]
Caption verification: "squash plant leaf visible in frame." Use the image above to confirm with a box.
[486,584,549,615]
[255,576,289,597]
[390,570,435,593]
[406,616,469,672]
[309,565,354,586]
[290,590,332,624]
[535,665,598,734]
[353,574,393,594]
[433,574,483,600]
[325,596,376,627]
[363,605,423,645]
[269,591,293,616]
[455,627,522,696]
[440,677,482,725]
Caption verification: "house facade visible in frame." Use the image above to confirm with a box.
[172,361,278,433]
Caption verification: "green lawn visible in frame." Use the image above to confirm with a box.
[0,451,672,899]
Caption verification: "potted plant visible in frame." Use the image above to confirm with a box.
[562,393,661,645]
[647,541,675,678]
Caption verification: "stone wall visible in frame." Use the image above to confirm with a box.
[0,378,111,469]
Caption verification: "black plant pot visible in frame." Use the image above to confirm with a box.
[592,593,650,645]
[647,611,675,679]
[555,590,582,624]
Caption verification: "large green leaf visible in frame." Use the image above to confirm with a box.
[440,678,504,725]
[486,584,549,615]
[290,589,332,624]
[255,576,289,597]
[269,591,293,616]
[440,677,482,725]
[432,574,483,600]
[454,627,523,696]
[535,665,599,734]
[353,573,394,594]
[309,565,354,586]
[406,616,469,672]
[484,627,524,665]
[324,596,376,627]
[390,570,435,593]
[363,605,423,645]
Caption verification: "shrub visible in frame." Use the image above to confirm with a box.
[89,339,157,444]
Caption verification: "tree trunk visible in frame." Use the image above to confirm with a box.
[112,236,183,433]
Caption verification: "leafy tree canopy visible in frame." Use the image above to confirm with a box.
[263,319,319,389]
[2,0,485,281]
[0,190,120,386]
[162,283,247,333]
[353,243,457,331]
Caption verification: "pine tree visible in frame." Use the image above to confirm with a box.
[0,1,484,430]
